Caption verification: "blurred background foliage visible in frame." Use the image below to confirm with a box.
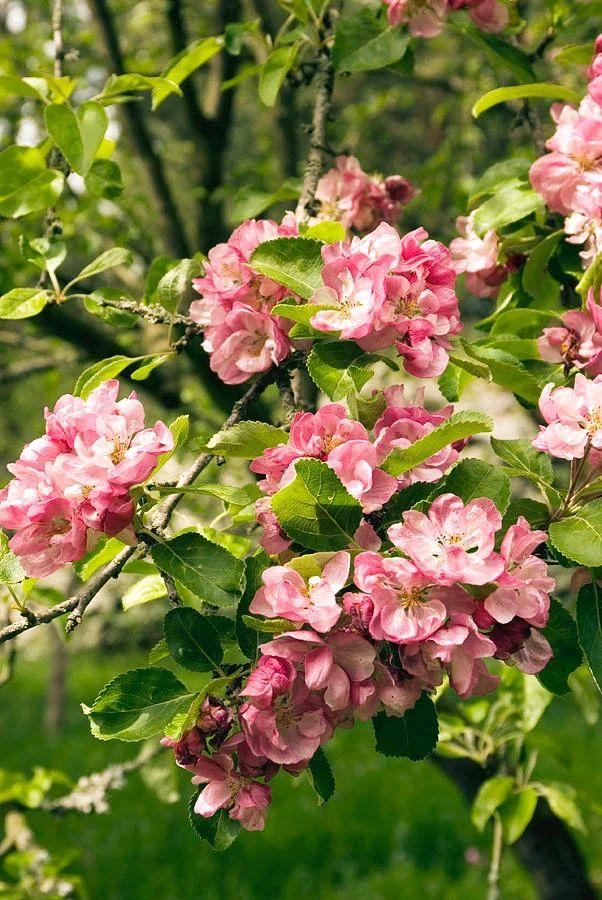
[1,0,601,897]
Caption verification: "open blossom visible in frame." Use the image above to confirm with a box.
[450,213,510,298]
[250,552,350,632]
[538,288,602,375]
[384,0,448,37]
[190,213,299,384]
[0,381,172,577]
[310,223,461,378]
[532,373,602,460]
[448,0,508,32]
[373,385,463,486]
[565,208,602,268]
[388,494,504,586]
[314,155,418,233]
[192,753,271,831]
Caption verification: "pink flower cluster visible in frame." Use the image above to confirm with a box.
[384,0,508,38]
[450,213,518,299]
[313,155,418,233]
[189,213,299,385]
[533,372,602,460]
[538,288,602,376]
[309,223,462,377]
[530,36,602,267]
[0,381,172,577]
[250,388,464,553]
[174,494,552,833]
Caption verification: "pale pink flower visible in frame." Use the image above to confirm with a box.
[250,552,349,632]
[7,497,88,578]
[565,209,602,268]
[192,753,271,831]
[240,667,331,765]
[254,497,292,554]
[384,0,448,37]
[311,256,386,340]
[532,373,602,459]
[402,614,499,698]
[202,305,291,385]
[450,213,507,298]
[538,289,602,375]
[326,441,398,513]
[373,385,461,486]
[388,493,504,586]
[261,629,376,711]
[449,0,508,32]
[530,113,602,215]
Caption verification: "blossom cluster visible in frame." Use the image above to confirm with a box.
[172,494,552,832]
[251,387,464,553]
[533,371,602,461]
[530,36,602,267]
[538,288,602,376]
[313,155,418,233]
[0,381,172,577]
[310,222,462,376]
[189,213,300,385]
[449,212,518,299]
[384,0,508,38]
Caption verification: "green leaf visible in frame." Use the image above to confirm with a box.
[164,607,224,673]
[73,355,142,399]
[490,437,553,486]
[332,9,409,74]
[472,180,543,236]
[473,83,581,118]
[489,308,558,338]
[0,146,63,217]
[155,258,203,314]
[131,354,171,381]
[271,300,336,326]
[201,421,288,458]
[576,253,602,302]
[0,533,25,584]
[83,667,193,741]
[381,411,493,478]
[259,44,298,106]
[522,675,552,732]
[152,415,189,477]
[501,498,549,534]
[271,458,363,552]
[96,73,182,103]
[0,75,49,100]
[307,747,335,805]
[538,598,582,696]
[153,36,224,108]
[460,25,535,83]
[307,341,390,400]
[236,553,269,660]
[522,232,563,304]
[470,158,533,199]
[22,236,66,274]
[346,390,387,430]
[549,499,602,567]
[472,776,514,831]
[45,101,108,175]
[122,574,167,611]
[73,536,124,581]
[249,237,324,300]
[447,349,492,381]
[459,344,542,404]
[576,582,602,694]
[230,179,300,223]
[434,459,511,514]
[0,288,51,320]
[153,483,251,506]
[372,695,438,761]
[304,221,346,243]
[85,159,123,198]
[188,792,240,850]
[536,782,586,833]
[555,43,594,66]
[242,614,296,634]
[151,533,244,607]
[66,247,133,288]
[379,482,438,533]
[499,787,538,844]
[83,289,137,328]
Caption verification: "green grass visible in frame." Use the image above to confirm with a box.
[1,650,600,899]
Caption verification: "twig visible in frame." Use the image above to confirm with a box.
[295,45,335,223]
[89,294,199,328]
[51,0,65,78]
[487,814,503,900]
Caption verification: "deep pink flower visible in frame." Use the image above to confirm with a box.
[532,373,602,459]
[242,655,297,709]
[192,753,271,831]
[250,552,349,632]
[7,497,88,578]
[489,618,552,675]
[202,304,291,385]
[311,256,386,340]
[388,493,504,586]
[384,0,448,37]
[327,441,398,512]
[530,112,602,215]
[449,0,508,32]
[538,289,602,375]
[240,666,331,765]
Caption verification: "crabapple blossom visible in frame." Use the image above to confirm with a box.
[0,381,172,577]
[192,753,271,831]
[564,208,602,268]
[310,223,461,377]
[537,289,602,375]
[384,0,448,37]
[488,619,552,675]
[532,373,602,460]
[450,213,510,298]
[448,0,508,32]
[201,304,291,385]
[388,493,504,586]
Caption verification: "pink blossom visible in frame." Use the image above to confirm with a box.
[489,619,552,675]
[565,209,602,268]
[384,0,448,37]
[537,290,602,375]
[449,0,508,32]
[254,497,292,554]
[484,517,553,627]
[532,373,602,459]
[250,552,349,632]
[240,666,331,765]
[530,113,602,215]
[7,497,89,578]
[161,727,206,771]
[311,256,386,340]
[402,614,499,698]
[202,304,291,385]
[192,753,271,831]
[450,213,508,298]
[327,441,398,512]
[373,385,462,486]
[388,493,504,586]
[261,629,376,711]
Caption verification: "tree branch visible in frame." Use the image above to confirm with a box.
[295,46,335,223]
[87,0,192,258]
